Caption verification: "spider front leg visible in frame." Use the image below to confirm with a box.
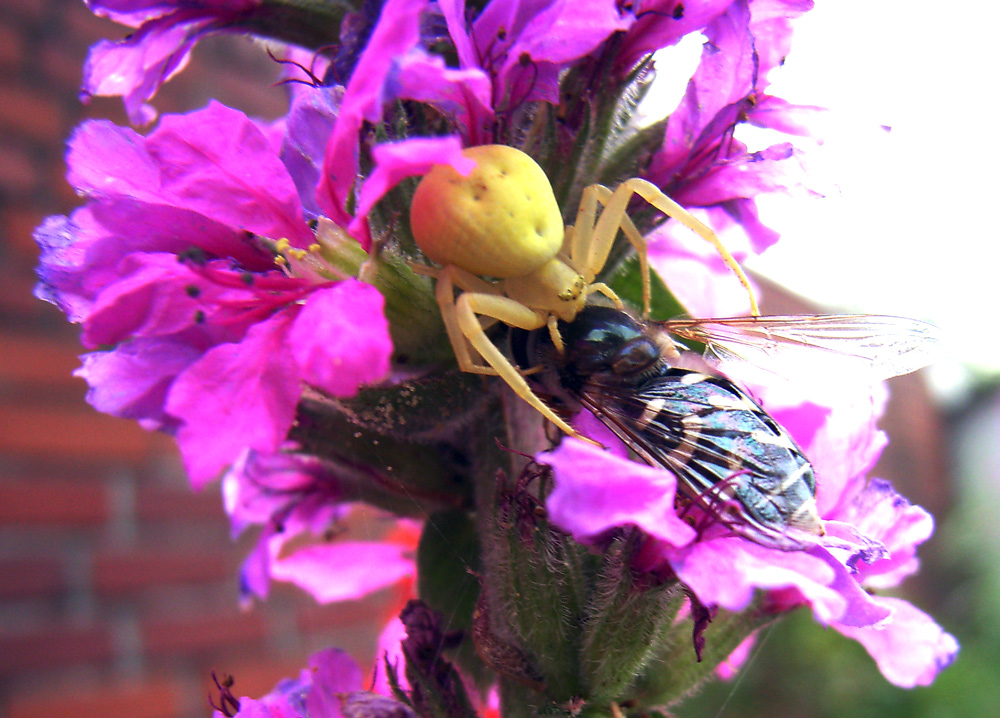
[573,184,652,316]
[445,286,595,443]
[579,179,761,317]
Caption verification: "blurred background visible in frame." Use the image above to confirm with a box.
[0,1,996,717]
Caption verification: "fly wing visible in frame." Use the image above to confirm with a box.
[577,369,822,549]
[664,314,943,385]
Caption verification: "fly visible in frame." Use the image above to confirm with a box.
[509,305,941,550]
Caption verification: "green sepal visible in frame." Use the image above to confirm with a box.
[237,0,359,51]
[327,370,495,442]
[482,471,594,702]
[628,599,777,709]
[363,249,455,368]
[580,534,686,702]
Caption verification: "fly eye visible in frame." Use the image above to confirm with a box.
[611,338,659,376]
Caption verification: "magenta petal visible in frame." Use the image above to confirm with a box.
[541,439,697,547]
[167,311,301,488]
[82,20,205,124]
[617,0,733,72]
[304,647,366,718]
[669,539,842,614]
[672,144,812,207]
[749,95,828,137]
[840,478,935,589]
[348,137,476,238]
[81,253,250,348]
[373,617,409,695]
[835,597,959,688]
[748,0,814,83]
[147,102,313,246]
[64,118,285,269]
[318,0,428,228]
[269,540,414,603]
[76,338,200,428]
[389,51,493,138]
[658,0,755,174]
[810,547,892,628]
[507,0,631,65]
[289,281,392,396]
[280,87,341,218]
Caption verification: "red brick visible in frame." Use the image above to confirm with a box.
[0,402,168,461]
[0,271,50,318]
[4,678,182,718]
[3,206,48,263]
[93,549,233,594]
[0,626,114,674]
[38,41,86,93]
[0,557,64,598]
[62,1,128,46]
[136,486,223,522]
[0,82,64,144]
[0,0,45,23]
[143,613,270,657]
[0,19,25,70]
[0,142,41,199]
[0,332,83,387]
[0,479,108,525]
[48,158,80,209]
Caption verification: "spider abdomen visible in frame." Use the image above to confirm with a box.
[410,145,564,278]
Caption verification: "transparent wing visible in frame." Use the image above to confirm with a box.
[661,314,944,385]
[577,376,821,550]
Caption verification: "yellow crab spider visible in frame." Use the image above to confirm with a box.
[409,145,757,442]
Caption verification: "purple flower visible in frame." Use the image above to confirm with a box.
[646,0,825,255]
[223,450,418,604]
[82,1,262,124]
[437,0,632,141]
[313,0,489,240]
[213,646,411,718]
[35,101,393,488]
[539,377,958,687]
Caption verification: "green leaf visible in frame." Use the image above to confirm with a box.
[609,254,690,321]
[417,511,489,685]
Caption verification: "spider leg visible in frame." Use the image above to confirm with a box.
[574,184,651,316]
[434,266,506,374]
[455,292,597,444]
[602,179,760,316]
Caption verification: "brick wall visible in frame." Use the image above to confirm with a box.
[0,3,402,717]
